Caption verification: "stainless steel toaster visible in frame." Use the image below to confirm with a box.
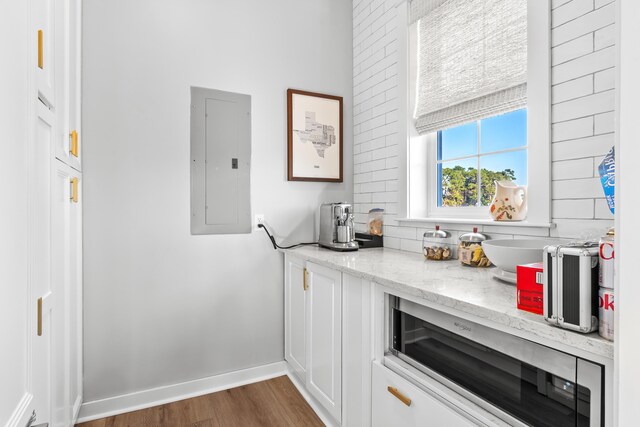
[543,243,599,333]
[318,202,358,252]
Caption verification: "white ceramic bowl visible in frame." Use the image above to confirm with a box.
[481,239,562,273]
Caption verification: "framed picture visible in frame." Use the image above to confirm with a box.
[287,89,343,182]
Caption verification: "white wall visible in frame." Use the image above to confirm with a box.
[82,0,353,402]
[352,0,615,250]
[0,0,30,423]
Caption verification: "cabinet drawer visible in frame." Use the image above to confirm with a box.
[372,362,475,427]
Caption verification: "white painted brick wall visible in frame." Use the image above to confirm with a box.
[352,0,615,253]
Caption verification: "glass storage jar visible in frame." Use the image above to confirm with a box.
[422,226,455,261]
[458,228,492,267]
[367,208,384,236]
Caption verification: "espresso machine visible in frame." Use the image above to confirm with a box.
[318,202,358,251]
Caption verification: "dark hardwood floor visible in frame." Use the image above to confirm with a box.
[76,375,324,427]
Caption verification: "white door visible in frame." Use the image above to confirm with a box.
[284,255,307,380]
[12,0,76,424]
[68,167,83,420]
[65,3,84,411]
[372,362,476,427]
[306,261,342,423]
[52,159,83,424]
[29,101,59,427]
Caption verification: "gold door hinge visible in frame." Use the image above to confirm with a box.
[70,130,79,157]
[37,297,43,336]
[70,177,78,203]
[37,30,43,69]
[387,386,412,406]
[303,268,309,291]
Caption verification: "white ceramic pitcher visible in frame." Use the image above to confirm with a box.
[489,180,527,221]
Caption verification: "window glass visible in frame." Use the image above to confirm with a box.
[439,122,477,160]
[480,109,527,153]
[436,109,528,209]
[438,157,478,207]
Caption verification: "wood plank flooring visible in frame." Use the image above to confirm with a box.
[76,375,324,427]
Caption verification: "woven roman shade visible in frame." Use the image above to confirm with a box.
[411,0,527,135]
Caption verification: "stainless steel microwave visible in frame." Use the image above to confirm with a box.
[389,297,604,427]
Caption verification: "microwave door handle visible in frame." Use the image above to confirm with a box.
[577,359,602,426]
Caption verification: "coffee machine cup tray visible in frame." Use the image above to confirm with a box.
[355,232,383,248]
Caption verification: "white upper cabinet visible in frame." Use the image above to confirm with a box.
[53,0,82,171]
[66,0,82,172]
[32,0,55,107]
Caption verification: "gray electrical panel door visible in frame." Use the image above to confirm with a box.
[191,87,251,234]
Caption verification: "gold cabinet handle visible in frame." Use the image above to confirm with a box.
[70,130,79,157]
[70,177,78,203]
[387,386,412,406]
[37,30,43,69]
[303,268,309,291]
[37,297,43,336]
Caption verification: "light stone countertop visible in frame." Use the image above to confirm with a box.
[283,246,613,360]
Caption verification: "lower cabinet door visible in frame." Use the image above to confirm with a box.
[52,159,83,424]
[306,261,342,423]
[284,255,307,381]
[372,362,475,427]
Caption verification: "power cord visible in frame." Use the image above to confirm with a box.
[258,223,318,250]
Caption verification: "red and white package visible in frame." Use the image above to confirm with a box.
[516,262,544,315]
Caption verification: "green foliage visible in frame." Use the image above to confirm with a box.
[441,166,516,207]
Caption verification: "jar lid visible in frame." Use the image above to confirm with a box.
[459,227,487,242]
[423,225,449,238]
[606,227,615,236]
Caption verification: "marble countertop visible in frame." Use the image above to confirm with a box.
[283,246,613,360]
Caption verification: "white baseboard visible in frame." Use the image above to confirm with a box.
[284,364,338,427]
[77,361,287,423]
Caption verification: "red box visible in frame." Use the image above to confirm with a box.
[516,262,544,315]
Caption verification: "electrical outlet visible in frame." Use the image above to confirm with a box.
[254,214,265,231]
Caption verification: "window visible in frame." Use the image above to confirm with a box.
[401,0,550,225]
[437,109,528,208]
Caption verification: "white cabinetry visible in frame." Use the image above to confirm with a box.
[285,255,307,381]
[284,254,476,427]
[284,256,343,423]
[284,254,372,426]
[53,0,82,171]
[342,273,373,427]
[52,160,83,421]
[30,96,58,427]
[306,262,342,422]
[24,0,83,424]
[66,0,82,171]
[371,362,475,427]
[33,0,55,107]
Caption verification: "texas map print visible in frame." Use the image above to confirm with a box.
[293,111,336,158]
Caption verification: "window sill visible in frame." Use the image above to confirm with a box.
[397,217,556,229]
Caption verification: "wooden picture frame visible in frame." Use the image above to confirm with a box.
[287,89,343,182]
